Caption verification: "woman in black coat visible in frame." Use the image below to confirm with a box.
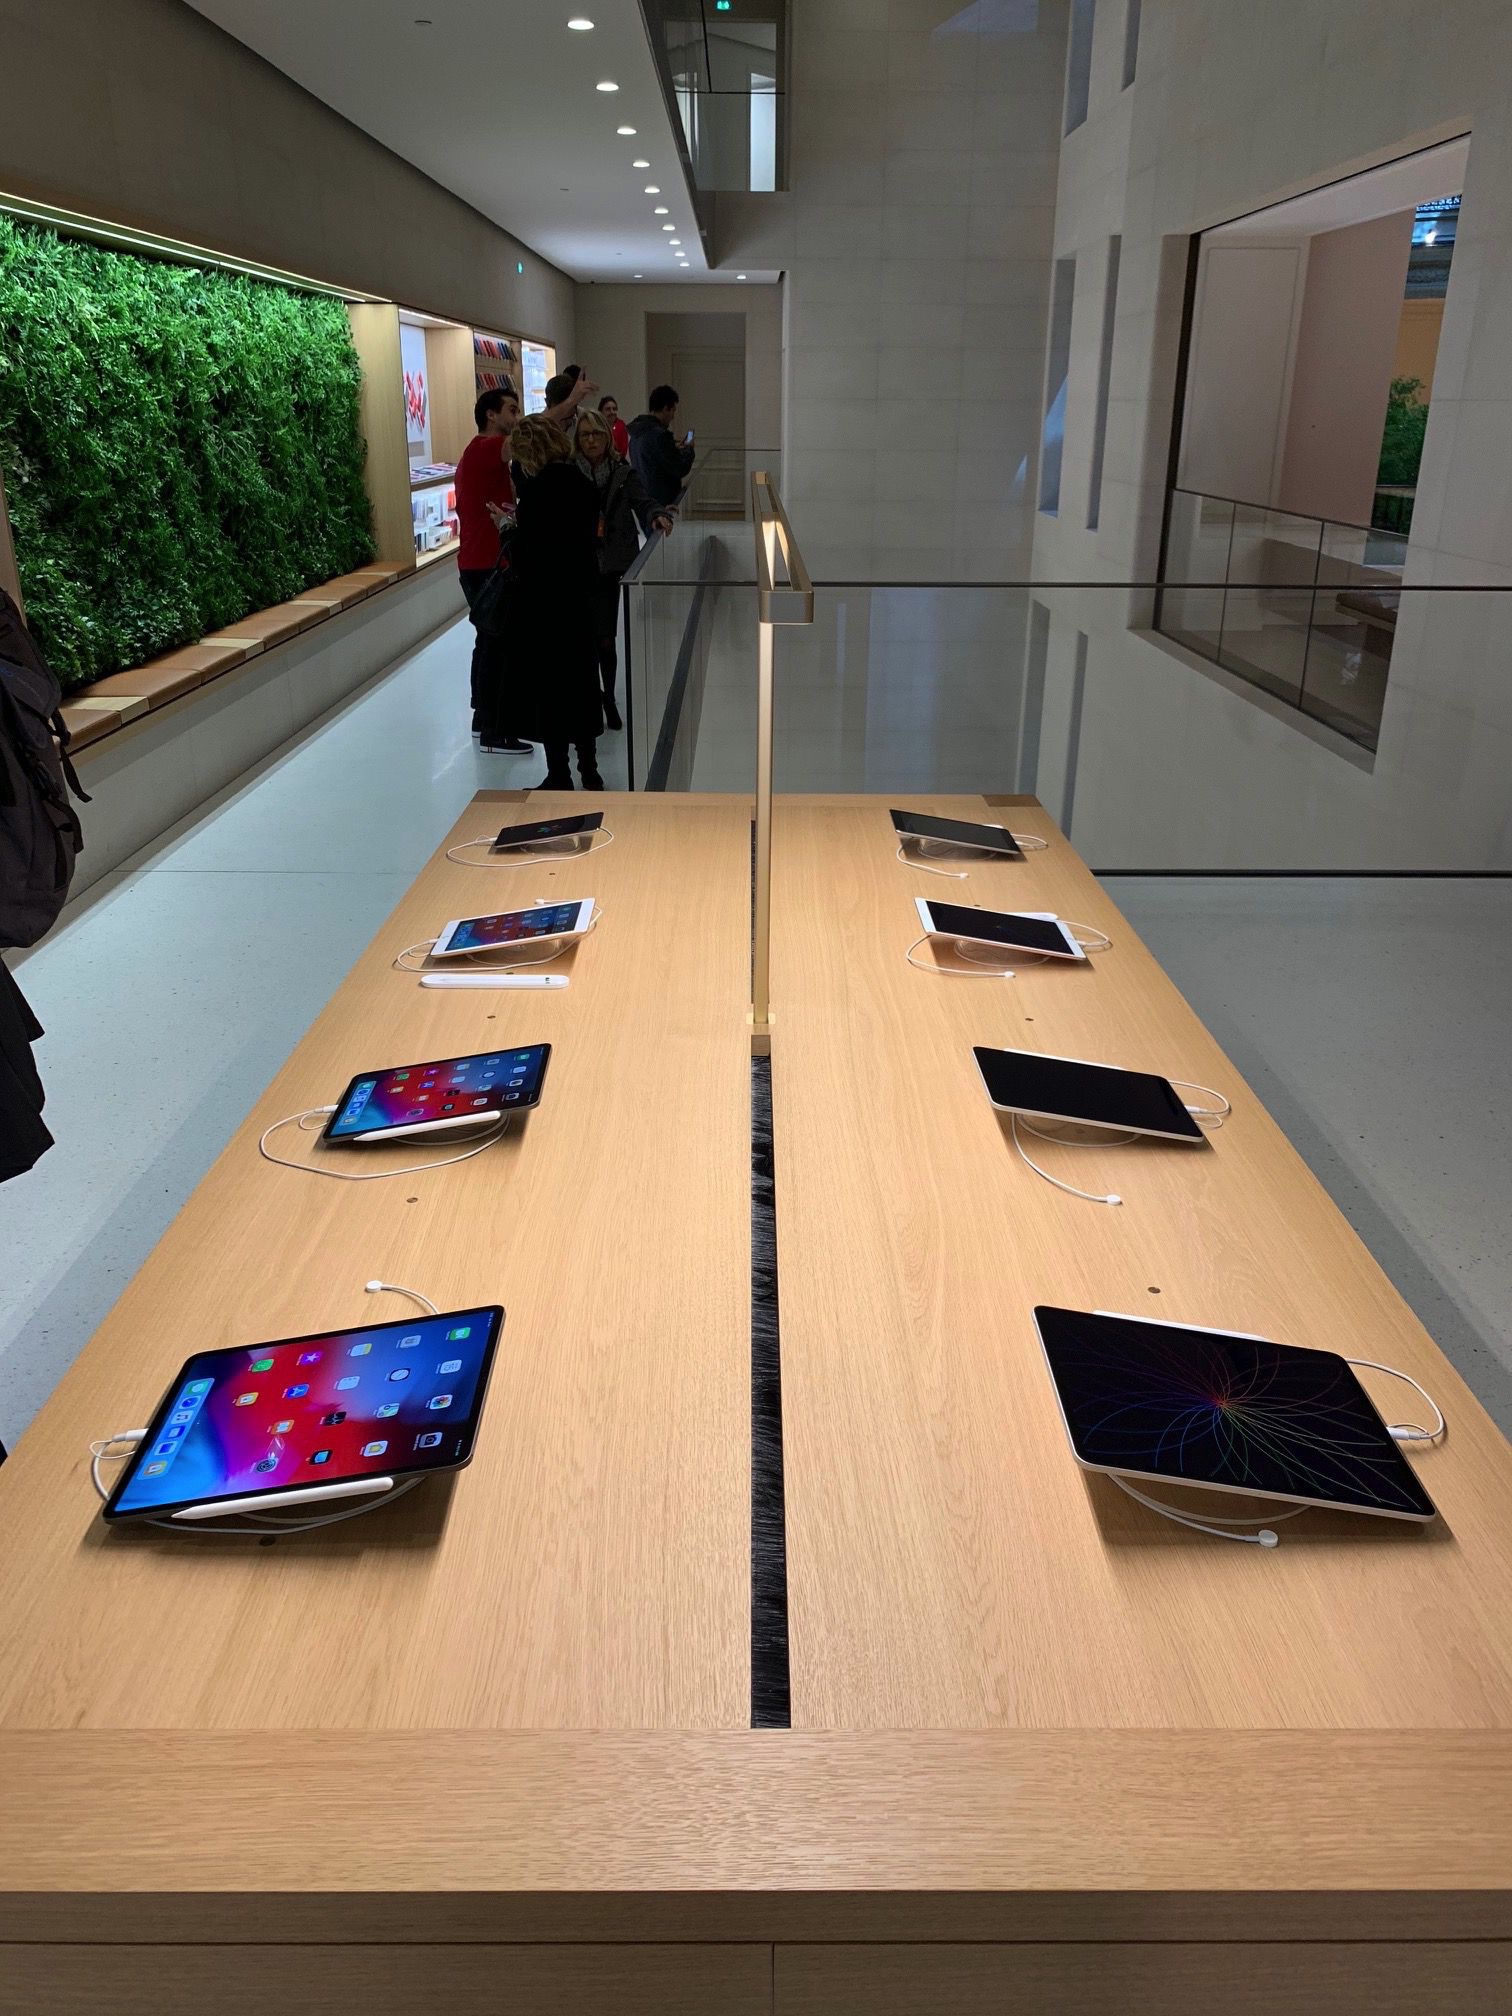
[502,417,604,789]
[572,407,673,729]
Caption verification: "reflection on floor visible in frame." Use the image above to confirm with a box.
[1,618,1508,1463]
[1115,875,1512,1440]
[0,616,624,1445]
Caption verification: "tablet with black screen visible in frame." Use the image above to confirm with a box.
[891,809,1023,858]
[1033,1306,1438,1523]
[974,1045,1204,1142]
[492,812,602,851]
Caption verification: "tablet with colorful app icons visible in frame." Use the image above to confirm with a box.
[102,1307,503,1521]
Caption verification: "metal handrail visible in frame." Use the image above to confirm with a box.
[752,472,814,625]
[749,472,813,1052]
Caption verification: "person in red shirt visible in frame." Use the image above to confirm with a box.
[598,394,631,461]
[456,387,529,750]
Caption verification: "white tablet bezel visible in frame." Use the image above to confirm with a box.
[431,897,595,960]
[1031,1307,1438,1525]
[974,1043,1205,1143]
[916,897,1084,961]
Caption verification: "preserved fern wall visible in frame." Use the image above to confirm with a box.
[0,218,374,688]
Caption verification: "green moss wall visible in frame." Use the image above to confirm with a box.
[0,218,374,688]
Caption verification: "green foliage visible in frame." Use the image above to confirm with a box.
[0,218,374,688]
[1377,375,1429,489]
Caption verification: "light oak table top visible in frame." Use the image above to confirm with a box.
[0,792,754,1731]
[770,794,1512,1730]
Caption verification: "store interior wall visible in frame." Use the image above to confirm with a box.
[710,0,1070,579]
[0,0,575,348]
[1277,211,1414,527]
[572,282,783,469]
[1176,238,1310,509]
[1393,298,1446,392]
[1026,0,1512,871]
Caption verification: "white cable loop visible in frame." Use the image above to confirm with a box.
[445,827,615,868]
[1109,1473,1306,1547]
[1171,1077,1232,1128]
[1010,1113,1128,1206]
[897,841,968,879]
[258,1106,510,1181]
[1062,920,1112,952]
[904,932,1030,980]
[1348,1358,1448,1444]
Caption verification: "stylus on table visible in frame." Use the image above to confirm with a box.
[420,972,568,990]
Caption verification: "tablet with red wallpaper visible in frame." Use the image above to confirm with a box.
[103,1306,503,1522]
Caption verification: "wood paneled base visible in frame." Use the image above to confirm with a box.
[2,1730,1511,1945]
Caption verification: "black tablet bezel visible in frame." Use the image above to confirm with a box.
[320,1044,552,1145]
[102,1305,506,1523]
[491,811,603,851]
[974,1044,1204,1143]
[891,808,1024,858]
[1032,1305,1439,1524]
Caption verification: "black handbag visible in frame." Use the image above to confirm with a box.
[467,531,518,640]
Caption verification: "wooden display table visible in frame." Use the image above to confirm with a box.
[0,793,1509,2013]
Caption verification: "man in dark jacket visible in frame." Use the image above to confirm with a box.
[627,385,695,508]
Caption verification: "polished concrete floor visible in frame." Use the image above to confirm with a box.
[2,613,1510,1452]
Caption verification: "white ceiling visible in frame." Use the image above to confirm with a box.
[186,0,743,283]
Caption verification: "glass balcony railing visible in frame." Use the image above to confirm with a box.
[1156,487,1408,752]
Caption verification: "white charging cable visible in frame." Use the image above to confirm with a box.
[1349,1358,1447,1444]
[1108,1473,1304,1548]
[258,1107,509,1181]
[904,933,1027,980]
[896,831,1048,880]
[445,827,616,867]
[1009,1078,1231,1205]
[89,1281,465,1536]
[1011,1113,1132,1205]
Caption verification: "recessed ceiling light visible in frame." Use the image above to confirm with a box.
[662,224,676,231]
[632,158,650,167]
[670,238,682,245]
[596,79,619,91]
[634,272,643,278]
[737,273,748,280]
[616,124,636,135]
[644,185,661,194]
[567,15,594,27]
[654,206,669,215]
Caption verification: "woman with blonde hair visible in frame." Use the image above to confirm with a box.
[573,408,672,729]
[503,416,604,789]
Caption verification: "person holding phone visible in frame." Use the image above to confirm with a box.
[627,384,695,509]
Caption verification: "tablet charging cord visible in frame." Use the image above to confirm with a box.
[1010,1080,1232,1206]
[905,917,1112,980]
[89,1280,458,1536]
[1107,1360,1444,1548]
[897,831,1048,880]
[445,828,616,867]
[258,1108,510,1181]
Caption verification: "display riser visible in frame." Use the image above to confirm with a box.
[63,564,460,896]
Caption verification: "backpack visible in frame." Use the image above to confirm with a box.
[0,587,89,949]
